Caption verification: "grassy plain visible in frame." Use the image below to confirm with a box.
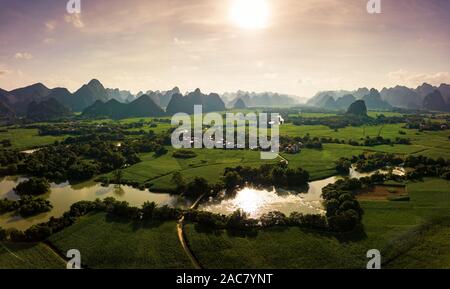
[48,212,193,269]
[112,148,277,191]
[0,128,66,150]
[0,241,65,269]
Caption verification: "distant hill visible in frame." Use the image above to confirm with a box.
[362,89,392,110]
[346,100,368,116]
[307,90,354,107]
[0,98,16,122]
[322,94,357,110]
[26,98,72,121]
[309,88,390,110]
[224,91,300,107]
[106,88,134,103]
[46,87,73,108]
[422,90,448,112]
[323,96,337,109]
[82,95,166,119]
[438,84,450,103]
[335,94,356,109]
[166,88,225,114]
[415,83,435,100]
[0,88,7,98]
[308,83,450,110]
[233,98,247,109]
[3,83,51,115]
[67,79,110,112]
[144,87,180,108]
[380,85,421,109]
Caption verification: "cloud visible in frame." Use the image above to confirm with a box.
[65,13,84,28]
[387,69,450,87]
[45,21,56,31]
[14,52,33,60]
[0,70,11,76]
[173,37,189,46]
[43,38,55,45]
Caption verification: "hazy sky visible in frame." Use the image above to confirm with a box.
[1,0,449,98]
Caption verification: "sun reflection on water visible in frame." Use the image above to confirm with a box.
[201,186,325,219]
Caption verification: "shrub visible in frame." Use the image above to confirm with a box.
[0,226,6,241]
[0,198,19,214]
[14,177,50,196]
[172,149,197,159]
[17,196,53,217]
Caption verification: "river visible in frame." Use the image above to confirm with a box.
[0,167,392,230]
[198,167,380,218]
[0,176,189,230]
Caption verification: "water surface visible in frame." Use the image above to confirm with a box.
[0,176,187,230]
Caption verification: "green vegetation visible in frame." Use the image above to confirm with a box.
[184,178,450,268]
[113,148,277,191]
[48,212,193,269]
[0,242,64,269]
[0,128,66,150]
[14,177,50,196]
[1,110,449,269]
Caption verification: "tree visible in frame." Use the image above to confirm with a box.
[172,172,186,192]
[222,171,242,192]
[14,178,50,196]
[142,201,157,220]
[186,177,210,197]
[17,196,53,217]
[0,226,6,241]
[113,169,123,185]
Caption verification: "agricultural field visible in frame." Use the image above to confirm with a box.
[0,242,65,269]
[111,148,278,191]
[48,212,193,269]
[281,123,450,159]
[97,119,450,187]
[0,128,66,150]
[183,178,450,269]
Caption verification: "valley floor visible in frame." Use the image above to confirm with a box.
[1,178,448,269]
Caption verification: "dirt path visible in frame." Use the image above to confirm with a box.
[278,153,289,164]
[176,194,205,269]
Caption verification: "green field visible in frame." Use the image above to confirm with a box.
[183,178,450,269]
[112,148,278,191]
[106,121,450,188]
[281,123,450,159]
[48,212,193,269]
[0,242,65,269]
[0,128,66,150]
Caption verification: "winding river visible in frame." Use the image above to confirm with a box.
[0,167,386,230]
[198,167,376,218]
[0,176,189,230]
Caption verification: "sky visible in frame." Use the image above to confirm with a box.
[0,0,449,99]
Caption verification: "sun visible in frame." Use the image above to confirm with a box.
[230,0,270,29]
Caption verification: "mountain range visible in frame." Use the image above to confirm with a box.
[82,95,166,119]
[307,83,450,111]
[222,91,301,108]
[166,88,225,114]
[3,80,450,122]
[26,98,72,121]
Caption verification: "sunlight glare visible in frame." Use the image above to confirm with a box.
[230,0,270,29]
